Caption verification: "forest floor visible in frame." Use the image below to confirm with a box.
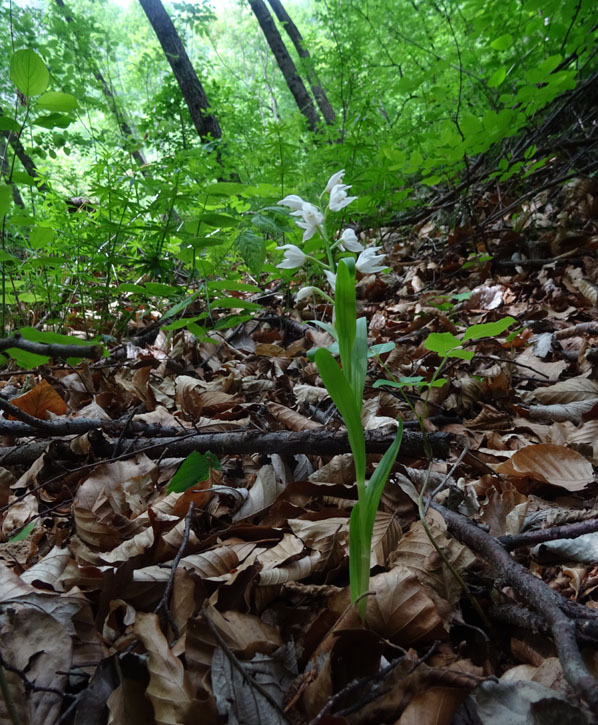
[1,120,598,723]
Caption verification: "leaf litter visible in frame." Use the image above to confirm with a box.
[1,175,598,723]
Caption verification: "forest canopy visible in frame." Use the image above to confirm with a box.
[1,0,595,338]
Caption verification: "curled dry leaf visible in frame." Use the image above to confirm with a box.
[134,611,194,725]
[495,443,594,491]
[366,565,447,645]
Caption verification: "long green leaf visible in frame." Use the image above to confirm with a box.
[314,348,366,485]
[335,259,356,378]
[350,316,368,403]
[364,421,404,535]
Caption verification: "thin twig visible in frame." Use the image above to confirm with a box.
[154,501,195,642]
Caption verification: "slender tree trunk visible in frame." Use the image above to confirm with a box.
[249,0,320,132]
[138,0,222,144]
[266,0,336,125]
[0,108,49,195]
[54,0,149,171]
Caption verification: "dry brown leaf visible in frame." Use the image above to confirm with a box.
[134,611,194,725]
[495,443,593,490]
[398,686,467,725]
[532,375,598,404]
[267,401,322,430]
[367,565,447,645]
[9,379,67,419]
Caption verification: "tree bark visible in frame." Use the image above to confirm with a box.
[0,107,49,195]
[138,0,222,144]
[266,0,335,125]
[249,0,320,132]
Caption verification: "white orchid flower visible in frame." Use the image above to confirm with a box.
[339,228,364,252]
[276,244,307,269]
[295,286,317,302]
[356,246,386,274]
[329,183,358,212]
[325,169,345,193]
[292,201,324,242]
[324,269,337,292]
[278,194,306,211]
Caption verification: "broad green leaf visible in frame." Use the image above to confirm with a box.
[0,185,12,216]
[315,348,366,485]
[162,291,201,320]
[143,282,180,297]
[236,229,265,276]
[0,250,19,264]
[10,49,49,96]
[167,450,220,493]
[9,520,36,542]
[446,348,474,360]
[116,283,147,294]
[368,342,395,357]
[11,172,37,185]
[462,316,516,341]
[33,113,74,129]
[197,212,239,228]
[490,34,513,51]
[18,327,100,348]
[207,280,261,293]
[5,347,50,368]
[488,67,507,88]
[425,332,461,357]
[37,91,78,112]
[0,117,20,133]
[204,182,247,196]
[29,226,55,249]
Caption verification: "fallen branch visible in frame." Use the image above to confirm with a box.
[0,427,452,465]
[0,333,103,360]
[432,501,598,712]
[498,517,598,551]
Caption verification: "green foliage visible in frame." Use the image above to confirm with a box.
[167,450,221,494]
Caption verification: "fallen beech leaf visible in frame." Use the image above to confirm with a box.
[9,379,67,419]
[367,565,447,645]
[134,611,194,725]
[494,443,593,491]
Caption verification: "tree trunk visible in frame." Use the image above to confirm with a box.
[54,0,149,171]
[266,0,335,126]
[249,0,320,132]
[138,0,222,144]
[0,107,49,196]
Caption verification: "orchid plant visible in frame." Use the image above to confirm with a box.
[276,172,402,619]
[276,170,387,298]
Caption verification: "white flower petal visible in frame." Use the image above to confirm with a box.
[296,286,317,302]
[276,244,307,269]
[324,270,337,292]
[329,184,358,212]
[339,228,363,252]
[325,169,345,193]
[278,194,306,211]
[356,246,386,274]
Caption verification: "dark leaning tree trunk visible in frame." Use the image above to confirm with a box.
[266,0,336,126]
[249,0,321,133]
[138,0,222,145]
